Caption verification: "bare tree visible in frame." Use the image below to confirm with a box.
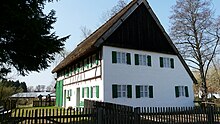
[101,0,128,23]
[27,86,34,92]
[40,85,45,92]
[170,0,220,101]
[80,26,92,39]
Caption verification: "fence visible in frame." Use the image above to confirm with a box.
[33,100,56,107]
[1,108,96,124]
[1,100,220,124]
[0,100,17,110]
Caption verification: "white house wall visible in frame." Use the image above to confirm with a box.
[102,46,194,107]
[58,60,104,108]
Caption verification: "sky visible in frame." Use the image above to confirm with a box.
[16,0,220,87]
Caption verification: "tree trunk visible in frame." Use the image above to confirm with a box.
[200,67,207,102]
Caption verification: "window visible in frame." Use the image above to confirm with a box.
[84,59,88,70]
[92,54,96,67]
[135,54,151,66]
[160,57,174,68]
[91,86,99,98]
[67,89,72,97]
[66,89,72,101]
[112,84,132,98]
[117,85,127,97]
[112,51,131,65]
[82,87,89,98]
[136,85,153,98]
[175,86,189,97]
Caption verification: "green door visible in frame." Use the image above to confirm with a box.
[59,80,63,107]
[55,80,64,107]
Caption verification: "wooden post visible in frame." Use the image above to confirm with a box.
[134,107,140,124]
[34,109,38,123]
[97,108,103,124]
[207,106,214,124]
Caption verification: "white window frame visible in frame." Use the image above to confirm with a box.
[140,85,149,97]
[116,52,127,64]
[138,54,150,66]
[117,85,127,98]
[178,86,185,97]
[84,88,88,98]
[92,86,97,98]
[163,58,170,68]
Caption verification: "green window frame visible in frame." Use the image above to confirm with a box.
[170,58,174,69]
[160,57,164,67]
[96,86,99,98]
[112,51,117,63]
[82,88,84,98]
[185,86,189,97]
[127,85,132,98]
[126,53,131,65]
[86,87,89,98]
[112,84,118,98]
[147,55,151,66]
[135,54,139,65]
[90,87,93,98]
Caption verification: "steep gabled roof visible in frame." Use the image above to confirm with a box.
[52,0,197,83]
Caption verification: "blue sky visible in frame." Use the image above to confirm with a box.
[17,0,220,87]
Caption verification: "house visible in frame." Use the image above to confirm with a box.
[52,0,197,108]
[11,92,55,100]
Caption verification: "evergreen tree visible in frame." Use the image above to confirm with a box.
[0,0,69,79]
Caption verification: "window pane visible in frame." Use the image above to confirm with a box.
[117,52,121,63]
[118,92,121,97]
[122,92,126,97]
[143,55,146,65]
[139,55,142,65]
[122,52,126,64]
[144,91,148,97]
[144,86,148,91]
[140,92,143,97]
[122,85,126,91]
[140,86,143,91]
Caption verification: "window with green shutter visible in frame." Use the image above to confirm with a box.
[112,51,117,63]
[160,57,174,68]
[185,86,189,97]
[149,86,153,98]
[112,84,118,98]
[136,85,140,98]
[126,53,131,65]
[82,88,84,98]
[136,85,153,98]
[147,55,151,66]
[160,57,164,67]
[175,86,179,97]
[135,54,139,65]
[170,58,174,68]
[90,87,93,98]
[96,86,99,98]
[175,86,189,98]
[127,85,132,98]
[87,87,89,98]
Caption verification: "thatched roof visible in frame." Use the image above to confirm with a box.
[52,0,197,83]
[52,0,138,73]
